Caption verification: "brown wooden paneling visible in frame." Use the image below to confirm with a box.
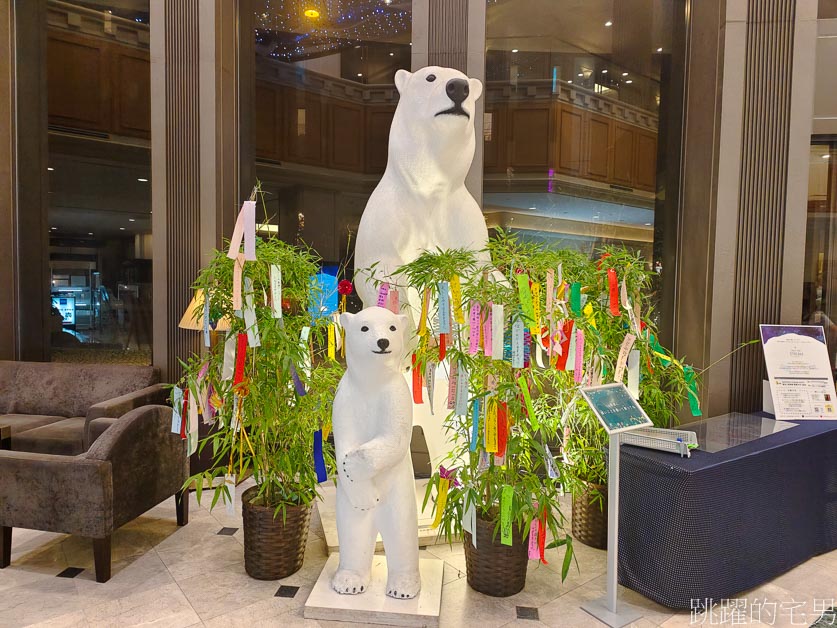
[112,46,150,138]
[585,112,612,181]
[255,82,280,160]
[556,104,584,176]
[507,105,551,170]
[329,100,364,172]
[283,89,324,166]
[612,123,636,186]
[365,106,395,173]
[47,31,110,131]
[634,130,657,191]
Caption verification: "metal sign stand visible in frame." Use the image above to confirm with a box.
[580,433,644,627]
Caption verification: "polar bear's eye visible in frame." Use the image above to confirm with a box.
[426,74,436,82]
[361,326,369,332]
[390,325,396,331]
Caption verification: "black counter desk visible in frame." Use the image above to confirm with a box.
[617,419,837,609]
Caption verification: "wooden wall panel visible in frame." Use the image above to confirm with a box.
[284,91,324,165]
[585,112,612,181]
[47,31,109,131]
[112,48,150,138]
[255,82,280,160]
[612,123,636,186]
[507,105,551,170]
[634,130,657,191]
[329,101,364,172]
[365,106,395,173]
[556,104,584,176]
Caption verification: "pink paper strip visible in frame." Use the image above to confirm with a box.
[226,200,256,261]
[468,302,481,354]
[484,303,493,357]
[574,329,585,384]
[387,287,400,314]
[528,519,540,559]
[546,269,554,314]
[232,253,245,310]
[377,283,390,308]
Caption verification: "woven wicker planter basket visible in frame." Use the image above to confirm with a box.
[571,482,607,550]
[242,486,311,580]
[463,513,529,597]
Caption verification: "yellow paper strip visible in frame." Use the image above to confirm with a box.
[583,302,597,329]
[532,282,542,337]
[327,324,336,360]
[485,397,498,453]
[418,287,430,336]
[451,275,465,324]
[431,478,450,528]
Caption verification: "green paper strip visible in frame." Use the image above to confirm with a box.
[570,282,582,316]
[517,273,535,327]
[500,485,514,546]
[684,365,702,417]
[518,374,539,431]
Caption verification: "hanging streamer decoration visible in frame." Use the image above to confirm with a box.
[648,332,702,416]
[450,275,465,324]
[226,200,256,261]
[313,429,327,483]
[337,279,353,315]
[607,268,620,316]
[500,485,514,546]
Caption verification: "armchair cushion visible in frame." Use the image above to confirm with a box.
[11,418,86,456]
[0,451,112,537]
[85,417,118,449]
[0,414,65,435]
[84,383,169,449]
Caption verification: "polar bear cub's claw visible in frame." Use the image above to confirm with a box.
[331,569,369,595]
[386,571,421,599]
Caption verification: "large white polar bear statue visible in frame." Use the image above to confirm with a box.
[331,306,420,599]
[354,65,491,308]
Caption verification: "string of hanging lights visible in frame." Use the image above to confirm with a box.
[255,0,410,61]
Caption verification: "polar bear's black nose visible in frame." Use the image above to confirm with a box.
[377,338,390,350]
[446,78,469,105]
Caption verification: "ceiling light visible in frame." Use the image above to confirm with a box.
[644,222,652,226]
[577,73,583,77]
[626,80,633,84]
[384,0,392,4]
[622,72,628,76]
[822,154,830,159]
[88,232,93,236]
[128,218,136,222]
[119,227,126,231]
[357,73,363,77]
[512,49,519,53]
[304,9,320,18]
[602,69,608,74]
[528,206,536,210]
[657,47,663,52]
[567,80,573,84]
[50,227,57,230]
[389,52,394,56]
[47,167,54,171]
[137,178,148,182]
[605,20,613,27]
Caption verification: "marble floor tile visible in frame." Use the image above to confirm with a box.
[22,610,90,628]
[0,574,81,627]
[73,551,175,605]
[155,535,246,582]
[201,589,312,628]
[83,581,200,628]
[438,578,518,628]
[524,584,605,628]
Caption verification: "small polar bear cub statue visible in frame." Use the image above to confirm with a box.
[331,306,420,600]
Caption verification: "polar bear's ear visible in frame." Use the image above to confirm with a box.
[468,77,483,102]
[395,313,409,331]
[339,312,355,330]
[394,69,412,94]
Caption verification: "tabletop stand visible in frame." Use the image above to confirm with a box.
[581,434,644,627]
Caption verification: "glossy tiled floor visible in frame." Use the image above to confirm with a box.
[1,478,835,627]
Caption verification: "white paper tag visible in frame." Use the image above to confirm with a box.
[187,389,200,455]
[243,277,261,347]
[171,386,183,434]
[511,318,525,368]
[627,349,641,399]
[270,264,282,318]
[463,502,477,548]
[492,304,505,361]
[224,473,236,515]
[455,362,469,416]
[221,332,236,380]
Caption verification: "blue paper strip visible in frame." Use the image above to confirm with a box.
[313,429,327,483]
[470,397,480,452]
[438,281,451,334]
[291,363,307,396]
[203,296,211,347]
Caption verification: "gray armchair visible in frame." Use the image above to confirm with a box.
[0,405,188,582]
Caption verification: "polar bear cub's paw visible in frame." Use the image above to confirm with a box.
[386,571,421,599]
[331,569,370,595]
[342,448,376,482]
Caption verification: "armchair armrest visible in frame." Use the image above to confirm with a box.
[85,405,187,529]
[85,383,169,448]
[0,451,112,537]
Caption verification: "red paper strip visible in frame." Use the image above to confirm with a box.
[412,354,423,404]
[439,333,447,361]
[556,320,574,370]
[233,332,247,385]
[497,401,508,456]
[180,388,189,440]
[607,268,620,317]
[538,506,549,564]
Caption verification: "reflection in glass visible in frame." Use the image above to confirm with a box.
[45,0,152,364]
[249,0,411,291]
[484,0,674,270]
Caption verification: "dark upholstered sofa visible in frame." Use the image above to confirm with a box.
[0,405,188,582]
[0,361,167,455]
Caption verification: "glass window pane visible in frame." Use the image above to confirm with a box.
[484,0,677,293]
[46,1,152,364]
